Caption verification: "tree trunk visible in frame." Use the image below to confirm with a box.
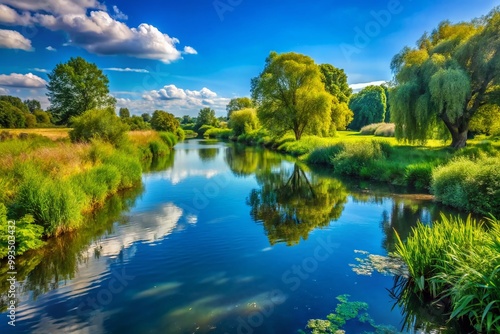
[450,130,468,149]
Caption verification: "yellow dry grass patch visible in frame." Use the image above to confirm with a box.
[5,128,71,140]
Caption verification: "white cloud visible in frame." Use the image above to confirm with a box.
[0,0,106,16]
[0,87,9,95]
[0,73,47,88]
[0,29,32,50]
[103,67,149,73]
[183,46,198,55]
[112,5,127,20]
[349,80,387,92]
[115,84,229,116]
[45,45,56,51]
[31,68,49,73]
[0,3,196,63]
[0,4,33,25]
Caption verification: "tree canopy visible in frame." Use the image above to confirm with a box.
[349,85,387,130]
[24,99,41,113]
[226,97,254,118]
[119,108,130,118]
[195,107,219,131]
[151,110,179,132]
[390,9,500,148]
[229,108,259,136]
[47,57,115,125]
[251,52,333,140]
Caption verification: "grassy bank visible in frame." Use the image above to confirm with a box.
[394,215,500,333]
[0,130,177,258]
[210,128,500,214]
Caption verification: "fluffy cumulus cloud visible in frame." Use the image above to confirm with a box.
[45,45,56,51]
[115,84,229,116]
[103,67,149,73]
[0,29,32,50]
[0,73,47,88]
[349,80,387,92]
[0,1,195,63]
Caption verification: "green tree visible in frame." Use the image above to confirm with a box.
[229,108,259,136]
[470,104,500,135]
[181,115,193,124]
[195,107,219,131]
[33,110,51,125]
[251,52,332,140]
[119,107,130,118]
[390,10,500,148]
[141,113,151,123]
[0,100,25,128]
[69,109,129,146]
[23,99,41,113]
[47,57,116,125]
[226,97,254,118]
[349,85,387,130]
[319,64,354,132]
[151,110,179,132]
[123,115,151,131]
[0,95,29,113]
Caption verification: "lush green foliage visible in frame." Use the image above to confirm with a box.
[319,64,353,131]
[47,57,115,124]
[195,107,219,131]
[151,110,179,132]
[69,109,129,147]
[229,108,259,136]
[251,52,333,140]
[226,97,254,118]
[119,107,130,118]
[0,100,26,128]
[0,203,44,258]
[390,9,500,148]
[349,85,387,130]
[395,215,500,332]
[204,127,232,139]
[123,115,151,130]
[432,156,500,215]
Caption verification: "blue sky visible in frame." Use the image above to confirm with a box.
[0,0,498,116]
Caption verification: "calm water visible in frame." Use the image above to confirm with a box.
[1,140,456,334]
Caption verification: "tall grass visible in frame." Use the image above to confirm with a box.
[432,156,500,215]
[395,215,500,332]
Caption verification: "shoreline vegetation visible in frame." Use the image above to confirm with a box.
[0,127,179,259]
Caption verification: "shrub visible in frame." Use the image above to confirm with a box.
[69,109,129,147]
[0,203,44,257]
[159,131,178,148]
[148,140,170,157]
[432,156,500,215]
[333,140,386,176]
[72,165,121,207]
[404,163,434,190]
[176,127,185,141]
[374,123,395,137]
[360,123,385,135]
[306,145,343,165]
[205,128,233,139]
[229,108,259,136]
[197,125,214,136]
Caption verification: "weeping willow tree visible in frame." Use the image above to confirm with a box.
[390,8,500,148]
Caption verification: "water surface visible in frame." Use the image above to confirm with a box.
[0,140,456,333]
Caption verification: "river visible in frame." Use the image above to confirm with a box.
[0,139,461,333]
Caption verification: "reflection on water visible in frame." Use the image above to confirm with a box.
[0,140,464,333]
[247,163,348,245]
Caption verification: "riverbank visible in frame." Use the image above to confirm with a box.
[206,129,500,215]
[0,130,178,259]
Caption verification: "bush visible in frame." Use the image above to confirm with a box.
[176,127,185,141]
[69,109,129,147]
[204,128,232,139]
[374,123,395,137]
[183,129,197,138]
[0,203,44,257]
[405,163,433,190]
[307,145,344,165]
[71,165,121,208]
[333,140,387,176]
[197,125,214,136]
[359,123,385,135]
[229,108,259,136]
[159,132,178,148]
[432,156,500,215]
